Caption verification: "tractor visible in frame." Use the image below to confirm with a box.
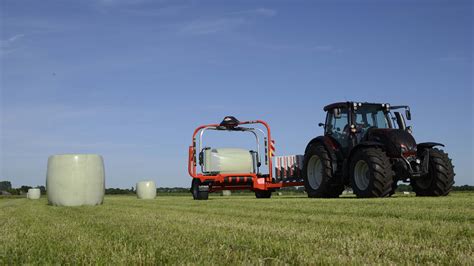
[303,102,455,198]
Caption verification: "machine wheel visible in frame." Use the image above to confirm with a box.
[411,148,454,196]
[303,143,344,198]
[350,148,394,198]
[191,178,209,200]
[255,190,272,198]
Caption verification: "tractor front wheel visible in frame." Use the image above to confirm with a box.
[191,178,209,200]
[411,148,454,196]
[350,148,394,198]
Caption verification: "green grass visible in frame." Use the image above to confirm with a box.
[1,192,473,265]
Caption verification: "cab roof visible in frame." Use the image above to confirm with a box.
[323,102,387,111]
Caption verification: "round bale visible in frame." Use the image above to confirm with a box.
[46,154,105,206]
[27,188,41,200]
[136,180,156,199]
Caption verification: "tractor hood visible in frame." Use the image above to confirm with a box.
[365,128,417,156]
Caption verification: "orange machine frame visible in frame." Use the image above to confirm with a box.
[188,119,303,192]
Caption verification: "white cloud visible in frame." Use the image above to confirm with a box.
[253,8,277,17]
[180,7,277,35]
[97,0,151,6]
[0,34,25,47]
[232,8,277,17]
[6,34,25,43]
[0,34,25,56]
[180,17,246,35]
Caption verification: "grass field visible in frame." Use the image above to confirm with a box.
[1,192,473,264]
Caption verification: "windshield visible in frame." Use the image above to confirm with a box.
[354,106,391,129]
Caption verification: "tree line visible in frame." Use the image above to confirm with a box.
[0,181,190,195]
[1,180,473,195]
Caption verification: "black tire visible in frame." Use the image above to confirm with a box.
[389,180,398,196]
[350,148,394,198]
[302,143,344,198]
[191,178,209,200]
[255,190,272,198]
[411,148,455,196]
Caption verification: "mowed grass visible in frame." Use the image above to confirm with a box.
[1,192,473,264]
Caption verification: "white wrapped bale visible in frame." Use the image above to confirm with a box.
[221,190,232,196]
[46,154,105,206]
[27,188,41,200]
[203,148,254,174]
[136,180,156,199]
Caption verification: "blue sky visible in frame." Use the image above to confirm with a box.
[1,0,472,188]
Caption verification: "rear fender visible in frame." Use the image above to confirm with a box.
[305,136,340,176]
[305,136,338,159]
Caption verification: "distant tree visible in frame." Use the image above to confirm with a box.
[0,181,12,191]
[452,185,474,191]
[19,185,32,193]
[37,186,46,195]
[6,188,20,195]
[396,184,412,192]
[105,188,135,195]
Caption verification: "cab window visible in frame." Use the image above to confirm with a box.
[326,108,349,147]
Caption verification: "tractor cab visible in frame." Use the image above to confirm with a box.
[322,102,413,155]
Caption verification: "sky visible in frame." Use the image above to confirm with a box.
[1,0,472,188]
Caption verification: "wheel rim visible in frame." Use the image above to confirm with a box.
[307,155,323,190]
[354,160,370,190]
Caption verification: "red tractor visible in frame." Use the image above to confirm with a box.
[302,102,455,198]
[188,116,303,200]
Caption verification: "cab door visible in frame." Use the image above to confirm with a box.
[325,107,350,154]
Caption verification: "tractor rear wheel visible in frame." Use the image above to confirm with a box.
[350,148,394,198]
[411,148,454,196]
[389,181,398,196]
[191,178,209,200]
[302,143,344,198]
[255,190,272,198]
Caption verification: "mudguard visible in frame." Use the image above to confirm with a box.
[356,141,385,147]
[347,141,384,163]
[417,142,444,150]
[305,136,338,158]
[304,136,340,174]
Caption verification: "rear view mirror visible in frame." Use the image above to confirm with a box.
[318,123,325,127]
[334,108,342,118]
[405,109,412,120]
[394,112,406,130]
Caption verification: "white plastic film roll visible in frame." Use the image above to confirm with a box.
[203,148,254,174]
[136,180,156,199]
[46,154,105,206]
[27,188,41,200]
